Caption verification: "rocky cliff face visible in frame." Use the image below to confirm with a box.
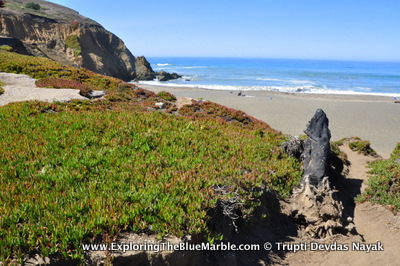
[0,0,155,81]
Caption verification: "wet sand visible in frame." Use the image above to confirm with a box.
[138,84,400,159]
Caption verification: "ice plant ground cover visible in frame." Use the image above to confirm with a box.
[356,143,400,213]
[0,50,302,263]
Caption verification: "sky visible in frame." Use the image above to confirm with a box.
[48,0,400,61]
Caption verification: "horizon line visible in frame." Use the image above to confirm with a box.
[142,55,400,64]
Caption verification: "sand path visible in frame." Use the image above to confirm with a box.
[282,146,400,266]
[0,72,86,106]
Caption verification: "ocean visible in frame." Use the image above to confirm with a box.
[139,57,400,97]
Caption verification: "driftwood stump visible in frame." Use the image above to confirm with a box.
[301,109,331,188]
[290,109,351,238]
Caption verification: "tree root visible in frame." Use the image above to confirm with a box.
[290,176,353,238]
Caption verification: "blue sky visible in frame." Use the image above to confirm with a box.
[49,0,400,61]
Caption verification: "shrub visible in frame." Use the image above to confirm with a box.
[178,100,254,126]
[64,35,81,57]
[25,2,40,10]
[330,139,349,162]
[356,143,400,213]
[0,45,12,51]
[35,77,94,98]
[36,77,86,90]
[157,91,177,102]
[72,21,79,30]
[348,137,377,156]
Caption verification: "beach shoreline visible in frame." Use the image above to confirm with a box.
[137,83,399,159]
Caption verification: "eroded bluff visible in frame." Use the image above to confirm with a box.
[0,0,155,81]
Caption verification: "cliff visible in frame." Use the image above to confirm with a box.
[0,0,155,81]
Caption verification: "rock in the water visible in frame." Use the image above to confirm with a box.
[301,109,331,188]
[157,70,182,81]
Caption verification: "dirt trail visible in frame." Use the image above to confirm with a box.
[0,72,86,106]
[282,146,400,265]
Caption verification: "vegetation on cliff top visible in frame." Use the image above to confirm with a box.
[0,50,302,263]
[25,2,41,11]
[2,0,99,26]
[0,50,125,91]
[4,1,49,19]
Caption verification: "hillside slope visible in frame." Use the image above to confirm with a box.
[0,0,155,81]
[0,50,303,264]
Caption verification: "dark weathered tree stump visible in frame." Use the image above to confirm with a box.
[290,109,355,238]
[301,109,331,187]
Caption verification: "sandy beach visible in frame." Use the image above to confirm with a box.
[138,84,400,159]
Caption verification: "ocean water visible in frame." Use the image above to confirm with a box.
[139,57,400,97]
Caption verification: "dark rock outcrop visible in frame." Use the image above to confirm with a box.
[0,36,30,55]
[135,56,156,80]
[157,70,182,81]
[0,0,154,81]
